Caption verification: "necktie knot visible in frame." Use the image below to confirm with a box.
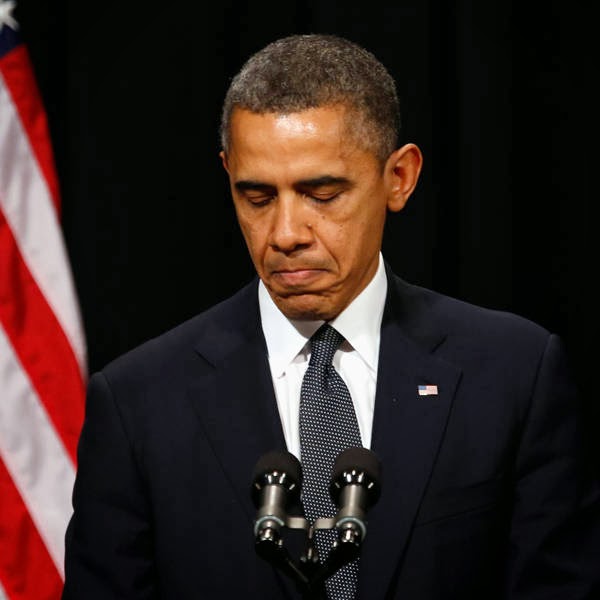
[309,323,344,368]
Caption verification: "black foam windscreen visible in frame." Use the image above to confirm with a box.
[332,447,381,484]
[252,450,302,485]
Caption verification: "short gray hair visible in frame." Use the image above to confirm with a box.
[220,34,401,164]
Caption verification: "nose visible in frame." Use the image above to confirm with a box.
[269,195,313,253]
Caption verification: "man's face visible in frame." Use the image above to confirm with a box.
[221,106,410,321]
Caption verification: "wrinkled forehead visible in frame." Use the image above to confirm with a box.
[226,103,376,159]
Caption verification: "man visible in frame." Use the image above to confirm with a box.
[62,34,600,599]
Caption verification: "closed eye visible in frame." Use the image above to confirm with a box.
[296,175,351,204]
[245,193,275,206]
[234,181,276,206]
[306,191,342,203]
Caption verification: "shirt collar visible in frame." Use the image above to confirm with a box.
[259,253,387,377]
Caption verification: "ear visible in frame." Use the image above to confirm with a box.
[385,143,423,213]
[219,150,230,173]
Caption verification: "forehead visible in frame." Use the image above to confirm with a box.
[226,106,374,177]
[230,105,347,143]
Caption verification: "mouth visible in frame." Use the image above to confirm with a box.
[270,268,328,288]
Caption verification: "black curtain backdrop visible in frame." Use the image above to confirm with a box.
[14,1,598,462]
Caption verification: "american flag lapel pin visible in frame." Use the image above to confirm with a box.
[418,384,438,396]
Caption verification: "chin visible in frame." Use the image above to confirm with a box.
[273,296,337,322]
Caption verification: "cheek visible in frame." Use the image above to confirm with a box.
[336,213,385,266]
[315,218,345,247]
[238,218,269,257]
[331,210,383,248]
[318,222,365,269]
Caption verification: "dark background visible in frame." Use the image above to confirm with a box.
[14,2,598,461]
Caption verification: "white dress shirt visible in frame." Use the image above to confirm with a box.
[258,253,388,459]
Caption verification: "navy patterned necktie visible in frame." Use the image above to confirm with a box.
[299,323,362,599]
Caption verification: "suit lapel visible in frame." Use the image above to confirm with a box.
[186,282,287,522]
[357,272,462,597]
[186,283,308,597]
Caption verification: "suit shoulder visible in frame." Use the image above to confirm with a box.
[390,274,552,347]
[99,278,259,382]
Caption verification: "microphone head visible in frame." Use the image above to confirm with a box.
[330,447,381,507]
[251,450,302,507]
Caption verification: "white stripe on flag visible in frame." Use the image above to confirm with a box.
[0,579,7,600]
[0,74,86,376]
[0,325,76,579]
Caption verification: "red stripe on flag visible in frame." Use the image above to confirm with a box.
[0,207,84,464]
[0,457,63,600]
[0,44,61,214]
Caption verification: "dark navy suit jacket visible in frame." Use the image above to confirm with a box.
[62,267,600,599]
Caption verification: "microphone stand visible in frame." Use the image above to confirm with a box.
[255,514,361,599]
[255,515,312,595]
[252,448,381,598]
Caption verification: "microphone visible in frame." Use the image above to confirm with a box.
[251,451,312,592]
[249,448,382,596]
[304,447,382,591]
[251,450,302,545]
[329,447,381,548]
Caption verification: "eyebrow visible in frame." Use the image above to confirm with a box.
[234,175,351,193]
[296,175,351,188]
[234,180,274,193]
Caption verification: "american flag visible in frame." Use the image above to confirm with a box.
[418,384,438,396]
[0,2,86,598]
